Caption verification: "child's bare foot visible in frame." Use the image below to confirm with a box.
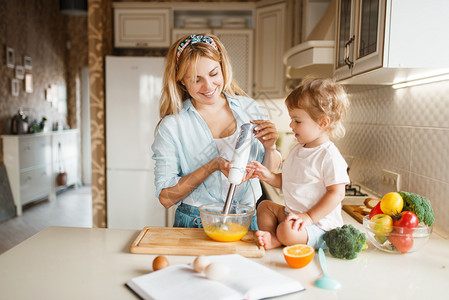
[256,230,282,249]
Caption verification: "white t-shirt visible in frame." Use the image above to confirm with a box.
[282,141,350,231]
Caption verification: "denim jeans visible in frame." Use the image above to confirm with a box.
[173,202,258,230]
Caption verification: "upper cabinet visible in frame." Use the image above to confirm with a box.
[113,1,290,98]
[254,2,287,99]
[334,0,386,81]
[113,5,170,48]
[334,0,449,84]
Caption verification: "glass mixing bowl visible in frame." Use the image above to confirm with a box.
[199,203,254,242]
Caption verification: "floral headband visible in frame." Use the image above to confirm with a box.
[176,34,218,62]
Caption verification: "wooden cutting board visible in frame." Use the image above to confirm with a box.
[130,227,265,258]
[342,205,370,223]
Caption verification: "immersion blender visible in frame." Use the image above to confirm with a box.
[217,123,255,230]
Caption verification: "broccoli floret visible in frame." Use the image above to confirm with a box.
[399,191,435,226]
[323,224,367,260]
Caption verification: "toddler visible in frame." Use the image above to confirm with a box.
[247,78,350,249]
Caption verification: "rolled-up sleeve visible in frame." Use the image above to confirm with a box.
[151,117,182,199]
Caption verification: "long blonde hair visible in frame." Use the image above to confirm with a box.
[159,33,245,119]
[285,77,350,139]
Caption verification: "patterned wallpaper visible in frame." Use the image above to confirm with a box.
[0,0,87,160]
[88,0,112,228]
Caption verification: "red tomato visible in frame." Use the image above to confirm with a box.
[369,202,383,219]
[393,211,419,234]
[389,231,414,253]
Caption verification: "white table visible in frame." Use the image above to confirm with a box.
[1,213,448,299]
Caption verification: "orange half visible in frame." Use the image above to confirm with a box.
[283,244,315,268]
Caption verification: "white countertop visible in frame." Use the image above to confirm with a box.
[0,208,448,300]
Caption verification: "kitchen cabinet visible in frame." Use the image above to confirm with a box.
[334,0,386,81]
[2,130,80,216]
[254,2,287,98]
[334,0,449,84]
[113,1,289,98]
[113,6,170,48]
[172,28,254,96]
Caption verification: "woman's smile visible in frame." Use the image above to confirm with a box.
[202,86,218,97]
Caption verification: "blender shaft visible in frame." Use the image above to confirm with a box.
[222,184,236,214]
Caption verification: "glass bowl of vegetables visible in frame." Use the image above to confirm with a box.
[362,215,432,254]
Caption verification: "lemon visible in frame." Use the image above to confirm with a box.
[380,192,403,216]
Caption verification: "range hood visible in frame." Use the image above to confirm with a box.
[284,40,334,78]
[284,0,335,79]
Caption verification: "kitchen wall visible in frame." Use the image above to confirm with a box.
[334,80,449,230]
[0,0,88,163]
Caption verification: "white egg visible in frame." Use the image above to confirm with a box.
[205,262,230,281]
[193,255,210,273]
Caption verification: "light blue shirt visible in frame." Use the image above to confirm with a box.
[151,93,266,208]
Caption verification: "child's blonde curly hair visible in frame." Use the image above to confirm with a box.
[285,78,349,139]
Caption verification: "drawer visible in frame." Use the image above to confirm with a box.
[19,136,52,170]
[20,165,52,205]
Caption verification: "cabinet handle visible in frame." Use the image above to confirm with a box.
[136,42,148,47]
[344,35,355,69]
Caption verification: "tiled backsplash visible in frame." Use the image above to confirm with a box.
[334,80,449,230]
[258,80,449,230]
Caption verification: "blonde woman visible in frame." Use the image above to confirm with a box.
[152,34,281,228]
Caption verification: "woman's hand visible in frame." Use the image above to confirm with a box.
[251,120,279,151]
[212,157,232,177]
[285,212,313,231]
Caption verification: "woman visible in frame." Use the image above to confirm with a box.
[152,34,281,229]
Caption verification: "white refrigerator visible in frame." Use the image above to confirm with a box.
[105,56,167,229]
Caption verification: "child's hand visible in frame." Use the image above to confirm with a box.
[246,160,272,181]
[285,212,313,231]
[251,120,279,151]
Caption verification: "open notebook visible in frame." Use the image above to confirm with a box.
[126,254,305,300]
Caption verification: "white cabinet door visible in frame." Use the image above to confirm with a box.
[350,0,386,77]
[334,0,386,81]
[107,169,166,229]
[214,29,254,96]
[254,2,286,99]
[334,0,356,81]
[114,8,170,48]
